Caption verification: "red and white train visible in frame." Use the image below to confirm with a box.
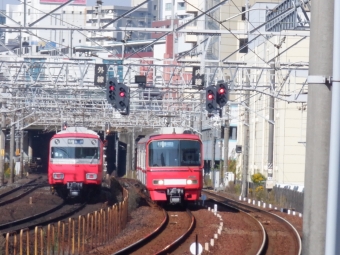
[136,127,203,204]
[48,127,104,199]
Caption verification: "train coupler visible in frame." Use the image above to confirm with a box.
[67,182,83,197]
[167,188,184,204]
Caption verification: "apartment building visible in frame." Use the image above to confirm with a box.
[237,1,310,186]
[5,0,87,55]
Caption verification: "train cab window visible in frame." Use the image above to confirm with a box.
[149,140,201,167]
[51,147,99,160]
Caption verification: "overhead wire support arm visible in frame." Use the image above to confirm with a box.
[29,0,74,27]
[101,0,151,29]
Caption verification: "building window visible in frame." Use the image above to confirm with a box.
[153,16,156,21]
[62,39,65,42]
[154,5,157,10]
[177,2,185,10]
[229,127,237,140]
[28,9,30,15]
[80,11,82,14]
[239,38,248,53]
[242,7,246,20]
[79,39,81,43]
[72,11,74,14]
[165,3,172,11]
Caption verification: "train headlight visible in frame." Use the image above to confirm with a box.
[53,173,64,180]
[186,179,198,185]
[153,179,164,185]
[86,173,97,180]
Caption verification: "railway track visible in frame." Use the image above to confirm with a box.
[0,202,86,234]
[0,177,45,204]
[113,208,195,255]
[203,190,302,255]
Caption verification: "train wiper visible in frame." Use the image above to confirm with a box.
[90,152,97,164]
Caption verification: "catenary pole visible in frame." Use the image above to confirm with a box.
[325,0,340,253]
[222,104,229,186]
[9,124,14,184]
[20,116,24,178]
[0,112,4,186]
[302,0,334,254]
[241,70,250,197]
[268,63,275,181]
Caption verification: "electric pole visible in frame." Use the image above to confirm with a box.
[268,63,275,183]
[222,104,230,186]
[303,0,334,254]
[241,70,250,197]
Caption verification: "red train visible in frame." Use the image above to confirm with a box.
[48,127,104,199]
[136,127,203,204]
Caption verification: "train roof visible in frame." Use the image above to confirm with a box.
[52,127,99,138]
[138,127,201,144]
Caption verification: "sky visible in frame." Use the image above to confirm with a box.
[0,0,131,9]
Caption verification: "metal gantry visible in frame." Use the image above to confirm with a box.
[0,0,311,132]
[0,59,308,131]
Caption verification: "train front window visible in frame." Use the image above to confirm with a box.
[51,147,99,159]
[149,140,201,167]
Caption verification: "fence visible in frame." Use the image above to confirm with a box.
[235,181,304,213]
[272,185,304,213]
[3,188,129,255]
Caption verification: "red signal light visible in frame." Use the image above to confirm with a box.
[119,91,125,97]
[109,85,114,91]
[208,94,214,100]
[218,88,225,94]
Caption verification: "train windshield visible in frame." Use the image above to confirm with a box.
[51,147,99,159]
[149,140,201,167]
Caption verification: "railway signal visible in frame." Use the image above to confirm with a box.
[106,78,118,106]
[205,85,217,113]
[216,82,228,107]
[116,83,130,115]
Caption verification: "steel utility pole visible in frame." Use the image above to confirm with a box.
[20,117,24,178]
[9,124,14,183]
[268,63,275,183]
[303,0,334,254]
[325,0,340,254]
[241,71,250,197]
[222,105,229,186]
[0,112,4,186]
[211,135,216,189]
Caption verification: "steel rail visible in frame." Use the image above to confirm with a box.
[0,177,41,200]
[1,202,87,234]
[112,208,168,255]
[154,209,195,255]
[203,190,302,255]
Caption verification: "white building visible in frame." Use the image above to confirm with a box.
[237,2,310,186]
[5,0,87,56]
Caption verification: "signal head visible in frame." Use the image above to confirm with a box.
[216,83,228,107]
[218,87,225,94]
[205,85,217,113]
